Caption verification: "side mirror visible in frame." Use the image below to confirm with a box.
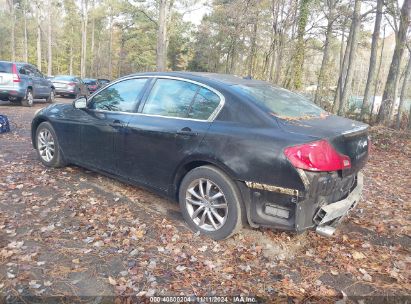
[73,97,87,109]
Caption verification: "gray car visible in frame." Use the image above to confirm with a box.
[51,75,89,98]
[0,61,55,107]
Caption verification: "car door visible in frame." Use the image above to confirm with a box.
[120,77,223,193]
[38,70,51,97]
[26,66,43,97]
[80,77,148,173]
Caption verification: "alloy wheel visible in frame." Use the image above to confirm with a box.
[37,129,55,162]
[185,178,228,231]
[27,91,33,106]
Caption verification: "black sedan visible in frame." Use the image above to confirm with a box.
[31,72,369,240]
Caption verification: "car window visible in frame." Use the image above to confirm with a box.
[35,69,44,78]
[234,84,324,119]
[18,66,28,75]
[188,87,221,120]
[142,79,199,118]
[54,75,75,81]
[0,62,12,73]
[89,78,147,112]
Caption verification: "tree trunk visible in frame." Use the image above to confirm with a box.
[156,0,168,71]
[247,20,258,77]
[370,26,386,123]
[290,0,311,90]
[90,7,95,77]
[360,0,383,120]
[80,0,88,78]
[36,6,42,71]
[47,0,52,76]
[23,1,28,62]
[338,0,361,116]
[396,50,411,129]
[69,25,74,75]
[408,104,411,130]
[6,0,16,62]
[333,19,353,113]
[108,12,113,79]
[377,0,411,125]
[314,0,336,106]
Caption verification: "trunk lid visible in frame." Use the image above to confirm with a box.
[278,115,369,173]
[52,80,73,89]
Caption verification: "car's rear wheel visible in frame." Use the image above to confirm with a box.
[179,165,243,240]
[21,89,34,107]
[36,122,66,168]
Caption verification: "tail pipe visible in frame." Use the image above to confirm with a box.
[316,225,336,237]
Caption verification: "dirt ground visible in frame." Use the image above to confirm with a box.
[0,98,410,303]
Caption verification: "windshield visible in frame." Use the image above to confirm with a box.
[84,79,97,84]
[54,75,75,81]
[234,84,325,119]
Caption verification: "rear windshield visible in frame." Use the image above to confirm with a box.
[84,80,97,85]
[0,62,12,73]
[54,75,75,81]
[234,84,325,119]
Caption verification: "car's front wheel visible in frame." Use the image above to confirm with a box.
[36,122,66,167]
[179,165,243,240]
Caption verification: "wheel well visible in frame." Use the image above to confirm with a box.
[173,160,237,201]
[31,118,48,148]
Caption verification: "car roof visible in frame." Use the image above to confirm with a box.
[125,71,269,86]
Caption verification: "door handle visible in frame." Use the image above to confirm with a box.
[110,119,125,128]
[176,127,198,137]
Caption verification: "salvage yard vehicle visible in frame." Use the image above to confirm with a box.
[31,72,370,240]
[0,61,55,107]
[51,75,89,98]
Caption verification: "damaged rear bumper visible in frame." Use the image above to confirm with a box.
[239,172,363,235]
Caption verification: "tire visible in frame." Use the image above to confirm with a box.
[179,165,243,240]
[46,89,55,103]
[21,88,34,107]
[35,122,66,168]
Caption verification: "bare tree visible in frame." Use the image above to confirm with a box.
[338,0,361,116]
[156,0,168,71]
[360,0,383,120]
[6,0,16,61]
[290,0,312,90]
[314,0,339,106]
[23,0,29,62]
[47,0,53,76]
[370,26,386,123]
[396,47,411,129]
[36,2,42,71]
[377,0,411,125]
[80,0,89,78]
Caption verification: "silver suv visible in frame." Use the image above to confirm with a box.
[0,61,55,107]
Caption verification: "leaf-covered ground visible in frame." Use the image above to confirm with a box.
[0,100,410,303]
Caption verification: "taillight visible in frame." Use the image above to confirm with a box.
[12,64,21,83]
[284,139,351,172]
